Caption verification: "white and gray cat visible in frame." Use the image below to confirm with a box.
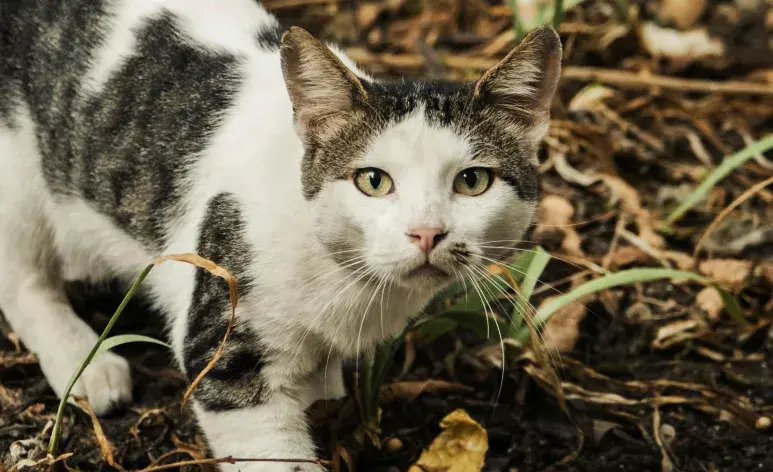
[0,0,560,469]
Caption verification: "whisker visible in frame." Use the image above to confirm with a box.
[477,246,606,275]
[469,260,565,377]
[461,264,507,407]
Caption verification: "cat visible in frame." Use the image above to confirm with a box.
[0,0,560,470]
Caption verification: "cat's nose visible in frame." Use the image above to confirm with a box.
[407,227,447,253]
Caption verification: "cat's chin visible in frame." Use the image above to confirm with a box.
[396,263,453,290]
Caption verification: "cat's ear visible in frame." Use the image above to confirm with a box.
[473,25,561,141]
[280,27,368,142]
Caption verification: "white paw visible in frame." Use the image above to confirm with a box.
[219,461,323,472]
[42,350,132,415]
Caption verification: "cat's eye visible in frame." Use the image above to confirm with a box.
[354,168,394,197]
[453,168,492,196]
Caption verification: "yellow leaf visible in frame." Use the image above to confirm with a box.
[408,409,488,472]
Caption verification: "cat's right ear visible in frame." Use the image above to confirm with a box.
[280,27,368,142]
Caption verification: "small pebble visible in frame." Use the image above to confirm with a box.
[385,437,403,452]
[755,416,771,430]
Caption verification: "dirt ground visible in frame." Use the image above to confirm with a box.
[3,0,773,471]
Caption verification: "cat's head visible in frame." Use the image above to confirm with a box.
[280,26,560,293]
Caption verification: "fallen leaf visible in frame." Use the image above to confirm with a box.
[535,195,585,256]
[652,319,706,349]
[699,259,752,287]
[662,251,695,270]
[541,298,588,353]
[606,246,650,269]
[599,174,665,249]
[592,420,621,444]
[73,396,124,472]
[658,0,707,29]
[568,84,621,112]
[408,409,488,472]
[639,23,725,63]
[696,287,724,321]
[381,380,473,404]
[756,263,773,286]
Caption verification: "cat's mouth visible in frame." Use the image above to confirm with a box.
[405,262,450,279]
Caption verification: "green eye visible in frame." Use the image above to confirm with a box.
[354,168,394,197]
[453,168,492,196]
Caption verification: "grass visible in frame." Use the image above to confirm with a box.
[48,263,160,455]
[47,254,236,456]
[665,134,773,225]
[360,245,743,429]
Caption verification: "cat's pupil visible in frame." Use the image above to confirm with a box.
[368,171,381,189]
[463,170,477,188]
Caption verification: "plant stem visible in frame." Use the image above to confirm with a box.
[47,263,155,455]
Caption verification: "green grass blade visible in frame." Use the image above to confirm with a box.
[666,134,773,224]
[508,246,550,338]
[532,269,707,329]
[517,246,550,303]
[96,334,170,357]
[48,263,155,455]
[553,0,565,28]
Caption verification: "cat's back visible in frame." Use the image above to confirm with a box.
[1,0,291,252]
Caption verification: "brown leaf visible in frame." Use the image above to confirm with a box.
[696,287,724,321]
[408,409,488,472]
[72,396,124,472]
[658,0,708,29]
[699,258,752,288]
[639,23,724,63]
[380,380,473,404]
[652,319,706,349]
[535,195,585,256]
[540,297,588,353]
[599,174,665,249]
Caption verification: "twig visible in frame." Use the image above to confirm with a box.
[138,455,327,472]
[345,49,773,96]
[694,175,773,257]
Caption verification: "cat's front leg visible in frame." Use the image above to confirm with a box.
[195,390,321,472]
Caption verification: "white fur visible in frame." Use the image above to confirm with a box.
[0,1,539,470]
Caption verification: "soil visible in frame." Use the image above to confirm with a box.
[2,1,773,471]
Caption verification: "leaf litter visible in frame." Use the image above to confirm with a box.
[3,0,773,471]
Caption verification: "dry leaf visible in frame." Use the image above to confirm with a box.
[699,259,752,287]
[658,0,707,29]
[639,23,725,62]
[755,263,773,286]
[662,251,695,270]
[599,174,665,249]
[535,195,585,256]
[652,319,706,349]
[568,84,621,112]
[408,409,488,472]
[73,396,124,472]
[696,287,724,321]
[540,297,588,353]
[606,246,650,269]
[380,380,473,404]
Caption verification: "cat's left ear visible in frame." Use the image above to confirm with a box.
[473,25,562,143]
[280,27,368,142]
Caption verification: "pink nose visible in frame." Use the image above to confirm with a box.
[407,228,447,253]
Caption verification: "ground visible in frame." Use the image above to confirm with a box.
[2,0,773,471]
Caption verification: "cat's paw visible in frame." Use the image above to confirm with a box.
[73,352,132,415]
[44,351,132,416]
[220,462,323,472]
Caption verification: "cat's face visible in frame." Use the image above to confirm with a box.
[281,26,561,293]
